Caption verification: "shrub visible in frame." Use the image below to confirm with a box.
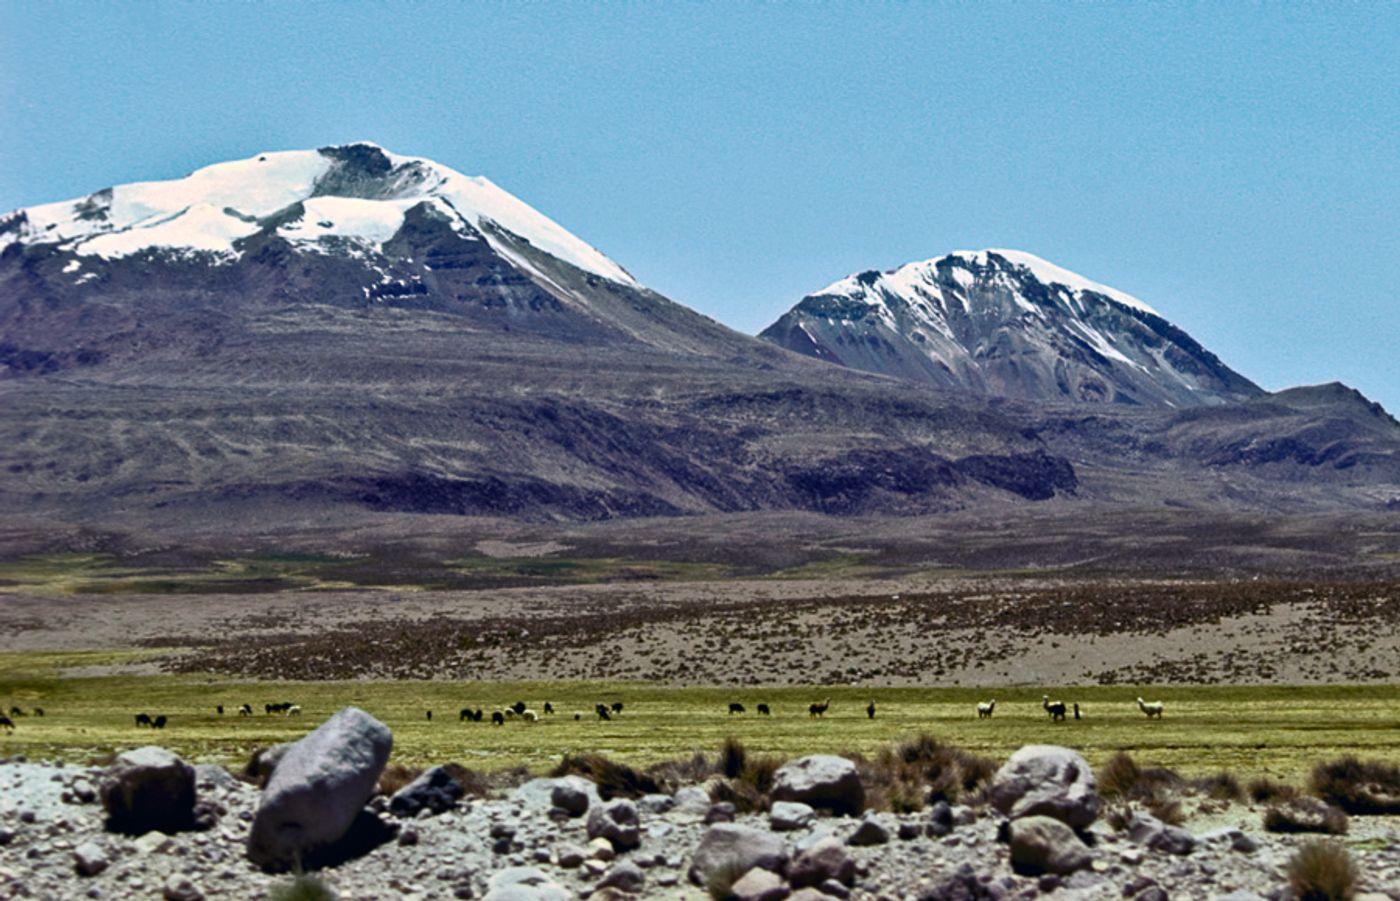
[1148,797,1185,826]
[859,734,996,812]
[1310,755,1400,815]
[720,736,747,779]
[439,762,491,799]
[268,872,337,901]
[1264,798,1349,835]
[1287,839,1358,901]
[1247,776,1298,804]
[1191,771,1244,802]
[552,752,661,799]
[1097,751,1181,807]
[711,752,784,813]
[376,763,421,797]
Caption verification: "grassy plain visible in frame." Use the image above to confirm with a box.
[1,652,1396,781]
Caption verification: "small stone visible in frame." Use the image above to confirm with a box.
[73,842,109,877]
[789,835,856,888]
[399,827,420,846]
[897,821,922,841]
[583,859,608,878]
[1007,815,1093,876]
[586,799,640,851]
[769,801,815,832]
[557,844,587,868]
[637,793,674,814]
[597,860,645,893]
[588,836,616,861]
[847,812,891,846]
[730,866,789,901]
[162,874,204,901]
[819,879,851,900]
[705,802,737,824]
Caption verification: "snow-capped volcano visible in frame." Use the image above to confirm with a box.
[760,249,1261,407]
[1,141,636,286]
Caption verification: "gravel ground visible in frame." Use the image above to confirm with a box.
[1,757,1397,900]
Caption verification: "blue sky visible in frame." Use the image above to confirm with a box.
[3,2,1396,411]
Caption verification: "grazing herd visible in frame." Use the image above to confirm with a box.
[0,694,1171,737]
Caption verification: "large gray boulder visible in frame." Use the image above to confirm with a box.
[1007,815,1093,876]
[988,745,1100,828]
[772,755,864,815]
[246,707,393,869]
[512,776,600,817]
[100,747,197,835]
[689,823,788,891]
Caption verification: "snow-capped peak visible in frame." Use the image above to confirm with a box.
[1,143,638,287]
[814,249,1157,317]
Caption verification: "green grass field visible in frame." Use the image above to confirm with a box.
[3,652,1397,780]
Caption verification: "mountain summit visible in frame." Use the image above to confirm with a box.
[760,249,1261,407]
[2,141,636,286]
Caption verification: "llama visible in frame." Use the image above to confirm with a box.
[511,701,528,716]
[239,704,253,716]
[286,705,302,716]
[152,715,167,729]
[977,700,996,719]
[1137,697,1164,719]
[33,707,44,717]
[543,702,554,715]
[866,701,876,720]
[809,698,831,718]
[0,715,13,732]
[728,702,746,715]
[756,703,771,716]
[522,709,539,722]
[216,705,224,716]
[595,704,612,720]
[134,713,153,728]
[491,711,505,726]
[610,702,624,715]
[426,710,433,721]
[1042,695,1067,721]
[1074,703,1082,720]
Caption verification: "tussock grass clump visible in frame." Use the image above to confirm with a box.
[438,762,491,799]
[268,871,337,901]
[1148,797,1186,826]
[1098,751,1181,803]
[1191,771,1244,802]
[857,733,996,813]
[1248,776,1299,804]
[710,748,784,813]
[1288,839,1358,901]
[720,736,747,779]
[552,752,662,799]
[1264,798,1349,835]
[376,763,421,797]
[1309,755,1400,815]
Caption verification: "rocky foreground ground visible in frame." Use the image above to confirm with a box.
[1,709,1396,901]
